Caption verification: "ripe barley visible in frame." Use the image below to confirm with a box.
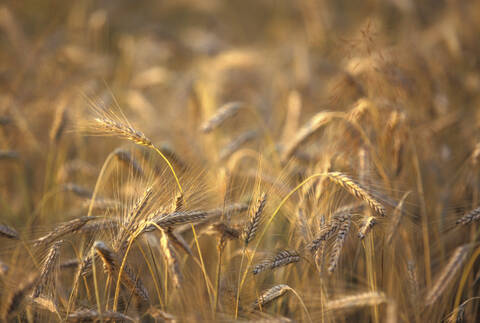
[113,147,145,178]
[32,240,62,298]
[253,250,300,275]
[34,216,97,246]
[0,224,18,239]
[252,284,291,310]
[244,192,267,245]
[425,245,470,306]
[327,172,386,217]
[219,129,258,160]
[282,111,335,161]
[201,101,243,133]
[456,206,480,226]
[328,218,351,273]
[326,291,387,311]
[160,229,183,288]
[358,216,376,239]
[67,309,134,322]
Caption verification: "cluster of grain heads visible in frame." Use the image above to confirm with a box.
[308,206,354,254]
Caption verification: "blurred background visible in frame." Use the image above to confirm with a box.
[1,0,480,236]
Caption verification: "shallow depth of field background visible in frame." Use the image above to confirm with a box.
[1,0,480,322]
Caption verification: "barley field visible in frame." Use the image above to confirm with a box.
[1,0,480,322]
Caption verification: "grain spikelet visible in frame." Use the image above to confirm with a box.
[201,101,243,133]
[252,284,291,310]
[167,229,193,256]
[113,147,144,178]
[94,115,153,147]
[94,241,150,302]
[210,222,241,240]
[309,209,352,253]
[387,191,410,244]
[244,192,267,245]
[220,130,258,160]
[358,216,376,239]
[282,111,334,161]
[32,240,62,298]
[94,241,117,276]
[62,182,93,198]
[49,102,68,143]
[328,217,351,273]
[3,274,39,320]
[126,186,153,224]
[160,229,183,288]
[0,224,18,239]
[34,216,97,246]
[0,260,8,276]
[253,250,300,275]
[327,172,386,217]
[154,210,210,228]
[60,258,80,270]
[172,191,184,212]
[67,309,134,322]
[425,245,470,306]
[148,203,249,232]
[456,206,480,226]
[30,296,59,314]
[326,291,387,311]
[0,150,19,160]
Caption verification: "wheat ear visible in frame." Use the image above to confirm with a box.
[327,172,386,217]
